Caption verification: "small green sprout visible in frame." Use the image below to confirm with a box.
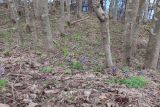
[0,79,7,89]
[40,66,53,73]
[71,61,83,70]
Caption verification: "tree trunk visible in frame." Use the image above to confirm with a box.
[77,0,82,18]
[88,0,93,14]
[35,0,53,50]
[8,0,23,46]
[60,0,65,35]
[137,0,146,23]
[124,0,139,66]
[24,0,31,32]
[145,0,160,69]
[109,0,118,20]
[131,0,149,56]
[66,0,70,22]
[92,0,113,67]
[8,0,17,23]
[143,0,149,22]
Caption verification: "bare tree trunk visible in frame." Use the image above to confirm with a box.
[143,0,149,22]
[109,0,118,20]
[131,0,149,56]
[24,0,31,32]
[77,0,82,18]
[92,0,113,67]
[125,0,139,66]
[8,0,17,23]
[8,0,23,46]
[137,0,146,23]
[60,0,65,35]
[34,0,53,50]
[88,0,93,14]
[66,0,70,22]
[145,0,160,69]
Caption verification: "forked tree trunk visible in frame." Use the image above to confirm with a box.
[92,0,113,67]
[145,0,160,69]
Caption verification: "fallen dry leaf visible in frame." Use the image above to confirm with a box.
[0,103,10,107]
[27,102,38,107]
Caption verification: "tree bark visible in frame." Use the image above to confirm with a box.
[92,0,113,67]
[34,0,53,50]
[77,0,82,18]
[66,0,70,22]
[24,0,31,32]
[8,0,23,46]
[124,0,139,66]
[109,0,118,20]
[145,0,160,69]
[60,0,65,35]
[88,0,93,14]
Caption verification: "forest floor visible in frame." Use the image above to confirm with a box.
[0,14,160,107]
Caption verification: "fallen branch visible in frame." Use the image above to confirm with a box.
[70,16,90,25]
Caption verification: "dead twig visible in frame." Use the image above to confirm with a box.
[70,16,90,25]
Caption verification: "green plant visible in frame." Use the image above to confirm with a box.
[122,66,130,72]
[40,66,53,73]
[59,63,72,74]
[93,65,104,73]
[0,30,10,38]
[62,47,69,57]
[107,77,120,84]
[73,33,81,41]
[65,32,82,41]
[64,68,72,74]
[71,61,83,70]
[11,27,17,33]
[107,76,148,88]
[3,49,12,57]
[120,76,148,88]
[0,79,7,89]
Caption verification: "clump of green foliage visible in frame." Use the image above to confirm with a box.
[10,27,17,33]
[72,33,81,41]
[71,61,83,70]
[62,47,69,57]
[107,76,148,88]
[59,63,72,74]
[40,66,53,73]
[0,79,7,89]
[64,32,82,41]
[3,49,12,57]
[121,66,130,72]
[121,76,148,88]
[93,65,104,73]
[0,30,10,38]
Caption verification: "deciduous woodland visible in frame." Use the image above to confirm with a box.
[0,0,160,106]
